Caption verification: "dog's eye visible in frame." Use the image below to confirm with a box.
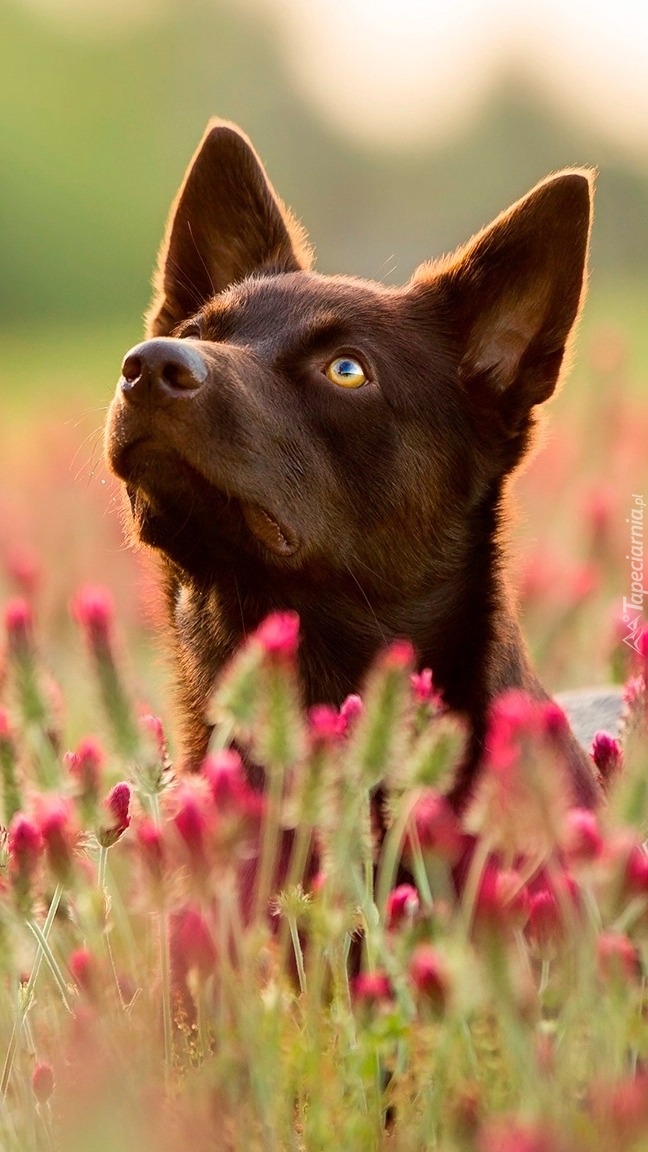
[324,357,367,388]
[180,323,202,341]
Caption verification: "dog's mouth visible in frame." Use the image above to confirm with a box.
[111,435,301,560]
[241,503,299,557]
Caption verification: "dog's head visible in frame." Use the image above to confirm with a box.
[105,120,592,595]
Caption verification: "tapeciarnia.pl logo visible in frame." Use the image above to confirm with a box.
[622,494,646,653]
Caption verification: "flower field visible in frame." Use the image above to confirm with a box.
[0,324,648,1150]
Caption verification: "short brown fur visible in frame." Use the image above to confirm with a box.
[105,119,600,811]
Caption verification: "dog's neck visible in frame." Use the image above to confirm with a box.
[163,480,599,811]
[166,488,522,751]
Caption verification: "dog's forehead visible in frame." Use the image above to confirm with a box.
[204,271,398,341]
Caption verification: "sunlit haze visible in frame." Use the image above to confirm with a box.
[16,0,648,154]
[247,0,648,152]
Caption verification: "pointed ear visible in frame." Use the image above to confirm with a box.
[147,119,313,336]
[411,170,593,433]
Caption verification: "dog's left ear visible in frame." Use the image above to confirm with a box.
[147,120,313,336]
[411,170,593,432]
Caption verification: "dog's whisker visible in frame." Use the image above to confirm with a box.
[343,562,387,646]
[73,405,110,425]
[70,425,105,476]
[233,575,247,642]
[165,255,206,311]
[83,442,109,488]
[350,553,402,593]
[188,221,217,299]
[375,253,396,283]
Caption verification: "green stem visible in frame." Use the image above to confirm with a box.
[97,845,108,891]
[351,863,380,975]
[277,824,312,971]
[344,792,380,974]
[253,765,285,921]
[94,648,139,758]
[375,790,418,916]
[405,821,434,912]
[288,916,307,994]
[25,920,72,1011]
[1,885,63,1098]
[150,793,172,1074]
[459,834,493,937]
[539,959,551,999]
[0,738,22,824]
[363,859,378,972]
[159,909,173,1075]
[38,1103,56,1152]
[209,717,235,753]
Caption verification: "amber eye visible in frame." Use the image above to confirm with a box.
[324,356,367,388]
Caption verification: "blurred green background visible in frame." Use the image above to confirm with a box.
[2,0,648,419]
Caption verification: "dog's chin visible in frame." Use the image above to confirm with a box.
[112,438,301,563]
[125,485,165,550]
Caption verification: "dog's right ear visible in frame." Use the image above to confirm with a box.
[147,120,313,336]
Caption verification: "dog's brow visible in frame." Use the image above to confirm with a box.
[281,313,349,359]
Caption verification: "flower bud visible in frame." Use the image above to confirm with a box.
[170,906,216,980]
[410,667,443,708]
[410,789,464,865]
[254,611,300,659]
[4,597,33,655]
[478,1117,559,1152]
[8,815,42,866]
[173,784,209,873]
[591,731,623,787]
[9,813,43,894]
[485,690,537,772]
[65,736,104,806]
[524,889,563,959]
[31,1061,55,1105]
[409,944,450,1014]
[337,694,363,734]
[596,931,641,983]
[69,947,98,997]
[140,712,168,762]
[385,884,420,930]
[36,796,77,884]
[351,971,392,1007]
[71,585,114,645]
[624,842,648,895]
[563,808,603,864]
[383,639,414,670]
[474,868,530,935]
[592,1074,648,1148]
[537,700,570,740]
[202,748,262,818]
[97,781,131,848]
[308,704,340,747]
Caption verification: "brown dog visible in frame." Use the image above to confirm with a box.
[105,119,600,811]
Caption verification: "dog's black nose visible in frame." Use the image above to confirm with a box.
[119,338,208,403]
